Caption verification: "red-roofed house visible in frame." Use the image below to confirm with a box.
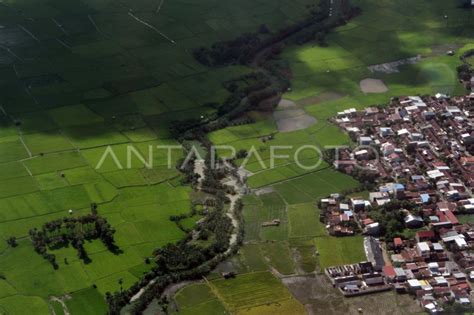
[383,265,396,282]
[416,230,435,242]
[394,237,403,247]
[444,210,459,225]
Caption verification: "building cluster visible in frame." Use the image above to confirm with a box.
[322,94,474,312]
[325,259,391,296]
[334,94,474,191]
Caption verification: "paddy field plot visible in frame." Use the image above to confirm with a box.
[314,236,366,269]
[288,202,326,238]
[210,271,305,313]
[172,283,228,315]
[259,241,296,275]
[65,288,108,315]
[250,192,289,242]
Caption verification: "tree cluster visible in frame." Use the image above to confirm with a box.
[193,33,261,66]
[6,236,17,248]
[367,200,421,240]
[192,0,358,67]
[29,207,120,269]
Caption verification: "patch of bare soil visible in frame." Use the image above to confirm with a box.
[360,78,389,94]
[277,99,297,109]
[255,187,275,195]
[273,109,316,132]
[282,275,421,315]
[297,91,346,106]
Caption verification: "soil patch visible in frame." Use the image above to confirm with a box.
[277,99,297,109]
[273,109,316,132]
[359,78,389,94]
[255,187,275,195]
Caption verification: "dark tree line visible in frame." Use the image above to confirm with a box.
[192,0,358,67]
[29,206,120,269]
[193,32,261,66]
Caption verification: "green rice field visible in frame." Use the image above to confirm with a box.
[0,0,473,313]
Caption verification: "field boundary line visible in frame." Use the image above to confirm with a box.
[155,0,165,14]
[18,135,32,158]
[202,276,232,313]
[251,165,332,189]
[128,12,176,44]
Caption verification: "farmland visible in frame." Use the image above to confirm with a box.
[171,283,228,315]
[209,272,305,314]
[314,236,366,269]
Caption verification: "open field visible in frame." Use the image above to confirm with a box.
[172,283,228,315]
[210,271,305,314]
[314,236,366,269]
[288,203,326,238]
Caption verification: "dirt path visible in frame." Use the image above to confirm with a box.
[49,296,71,315]
[155,0,165,14]
[162,280,201,300]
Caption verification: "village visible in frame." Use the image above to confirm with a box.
[321,93,474,313]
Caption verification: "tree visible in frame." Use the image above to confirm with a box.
[406,143,417,156]
[118,278,123,292]
[6,236,17,248]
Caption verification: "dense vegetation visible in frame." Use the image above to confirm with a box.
[193,0,359,67]
[28,205,120,269]
[367,200,423,240]
[105,152,243,314]
[458,49,474,84]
